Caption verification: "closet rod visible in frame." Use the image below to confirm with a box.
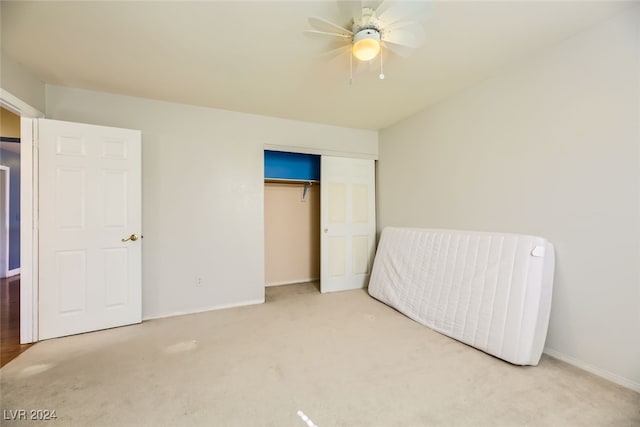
[264,178,320,184]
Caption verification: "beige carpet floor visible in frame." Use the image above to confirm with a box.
[1,282,638,427]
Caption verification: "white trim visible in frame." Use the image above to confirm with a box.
[265,278,320,287]
[264,143,378,160]
[0,87,43,345]
[19,117,37,343]
[544,348,640,393]
[32,119,40,342]
[142,298,265,321]
[0,166,9,278]
[0,89,44,119]
[7,267,20,277]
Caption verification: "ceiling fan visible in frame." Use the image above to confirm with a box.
[306,0,431,82]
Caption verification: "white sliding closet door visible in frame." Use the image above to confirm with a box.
[320,156,376,293]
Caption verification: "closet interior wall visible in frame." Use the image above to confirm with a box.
[264,181,320,286]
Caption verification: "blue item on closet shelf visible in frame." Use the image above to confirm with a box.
[264,150,320,181]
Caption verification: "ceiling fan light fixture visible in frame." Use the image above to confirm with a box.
[352,29,381,61]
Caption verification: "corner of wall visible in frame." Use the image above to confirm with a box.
[1,51,46,114]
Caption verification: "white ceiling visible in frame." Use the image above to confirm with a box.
[1,1,634,130]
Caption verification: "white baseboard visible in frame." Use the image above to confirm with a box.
[266,278,319,287]
[0,268,20,279]
[543,348,640,393]
[142,298,265,321]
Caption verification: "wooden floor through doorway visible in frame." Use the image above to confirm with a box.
[1,275,32,367]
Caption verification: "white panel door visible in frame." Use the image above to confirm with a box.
[321,156,376,293]
[38,119,142,340]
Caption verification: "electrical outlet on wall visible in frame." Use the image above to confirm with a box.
[195,277,203,287]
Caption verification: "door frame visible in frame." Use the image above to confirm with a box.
[0,88,44,344]
[0,166,9,277]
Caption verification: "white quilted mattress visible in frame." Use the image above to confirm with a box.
[368,227,555,366]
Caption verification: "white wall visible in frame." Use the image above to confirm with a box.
[1,51,46,113]
[378,9,640,389]
[46,85,377,319]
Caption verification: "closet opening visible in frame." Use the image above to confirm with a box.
[264,150,321,294]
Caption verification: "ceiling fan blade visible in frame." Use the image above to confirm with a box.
[304,30,352,40]
[381,24,425,48]
[374,0,432,26]
[320,45,352,61]
[310,45,351,73]
[381,19,423,32]
[381,40,415,58]
[308,16,353,36]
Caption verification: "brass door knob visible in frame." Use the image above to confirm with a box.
[122,234,139,242]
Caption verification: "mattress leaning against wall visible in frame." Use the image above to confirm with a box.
[368,227,555,366]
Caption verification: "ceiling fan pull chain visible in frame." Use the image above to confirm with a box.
[379,49,385,80]
[350,53,353,85]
